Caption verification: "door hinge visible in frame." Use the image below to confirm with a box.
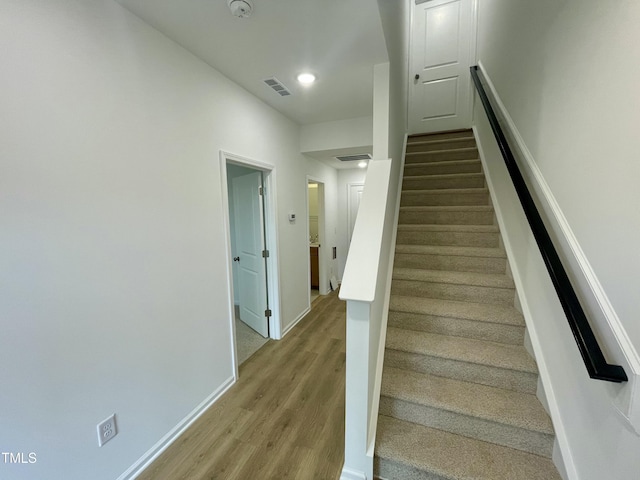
[259,186,264,196]
[262,250,269,258]
[265,309,272,318]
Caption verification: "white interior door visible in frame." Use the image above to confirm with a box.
[348,184,365,246]
[232,172,268,338]
[409,0,473,134]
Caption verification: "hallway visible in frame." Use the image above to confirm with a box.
[137,291,346,479]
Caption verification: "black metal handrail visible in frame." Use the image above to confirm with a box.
[470,65,627,382]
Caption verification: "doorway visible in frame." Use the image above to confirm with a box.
[307,179,325,305]
[221,152,280,374]
[347,183,365,247]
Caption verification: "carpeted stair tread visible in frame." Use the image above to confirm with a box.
[392,249,508,274]
[396,224,502,248]
[408,129,473,143]
[403,159,482,168]
[406,141,478,154]
[400,205,494,212]
[386,327,537,374]
[397,224,499,233]
[393,268,514,289]
[401,188,490,207]
[402,187,489,195]
[405,147,478,157]
[399,206,495,226]
[390,295,524,327]
[404,159,482,176]
[407,135,474,146]
[381,368,553,435]
[394,244,506,258]
[375,415,562,480]
[403,172,484,183]
[388,310,525,345]
[401,187,490,200]
[405,148,480,164]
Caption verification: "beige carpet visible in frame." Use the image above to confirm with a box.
[235,307,269,365]
[375,130,561,480]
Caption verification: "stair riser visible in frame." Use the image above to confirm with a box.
[375,457,446,480]
[391,280,516,306]
[396,230,500,248]
[409,130,473,143]
[393,253,507,274]
[399,209,494,226]
[379,397,554,457]
[406,138,477,153]
[404,161,481,176]
[401,191,490,207]
[376,457,445,480]
[384,349,538,394]
[402,175,484,190]
[388,311,525,345]
[405,148,478,164]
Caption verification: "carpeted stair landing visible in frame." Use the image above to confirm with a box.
[375,130,562,480]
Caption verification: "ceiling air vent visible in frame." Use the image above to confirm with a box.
[263,77,291,97]
[335,153,373,162]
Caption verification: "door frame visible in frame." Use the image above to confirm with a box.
[220,151,281,377]
[347,182,365,247]
[306,176,329,299]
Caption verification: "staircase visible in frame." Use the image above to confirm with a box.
[374,130,562,480]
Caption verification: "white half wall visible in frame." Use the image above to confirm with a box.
[0,1,328,478]
[475,1,640,478]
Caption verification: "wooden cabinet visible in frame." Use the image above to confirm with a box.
[310,246,319,289]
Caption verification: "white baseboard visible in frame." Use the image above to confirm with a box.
[117,376,236,480]
[341,466,368,480]
[281,306,311,339]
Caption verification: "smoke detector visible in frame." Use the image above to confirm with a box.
[228,0,253,18]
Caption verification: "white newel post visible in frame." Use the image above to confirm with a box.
[342,300,373,480]
[339,159,395,480]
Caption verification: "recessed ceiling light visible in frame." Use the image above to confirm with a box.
[358,161,368,168]
[297,73,316,85]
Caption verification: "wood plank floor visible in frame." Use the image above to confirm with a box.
[137,291,346,480]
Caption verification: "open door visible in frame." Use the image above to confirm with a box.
[232,171,269,338]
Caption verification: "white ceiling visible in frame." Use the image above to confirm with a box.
[117,0,389,126]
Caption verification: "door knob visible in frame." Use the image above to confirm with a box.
[233,257,240,262]
[415,74,420,80]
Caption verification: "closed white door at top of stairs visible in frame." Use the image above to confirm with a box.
[409,0,473,134]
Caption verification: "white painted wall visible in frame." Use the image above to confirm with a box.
[475,1,640,478]
[477,0,640,347]
[0,1,329,479]
[377,0,410,163]
[300,116,374,155]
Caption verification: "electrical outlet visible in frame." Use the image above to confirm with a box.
[97,414,118,447]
